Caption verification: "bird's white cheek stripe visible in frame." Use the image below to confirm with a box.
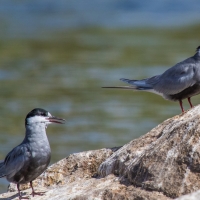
[26,116,48,124]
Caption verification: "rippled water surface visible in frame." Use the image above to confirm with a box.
[0,0,200,193]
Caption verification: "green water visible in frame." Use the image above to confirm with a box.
[0,25,200,192]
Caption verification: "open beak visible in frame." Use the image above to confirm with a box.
[46,116,66,124]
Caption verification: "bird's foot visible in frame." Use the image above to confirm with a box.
[18,194,30,199]
[31,191,46,197]
[30,181,46,197]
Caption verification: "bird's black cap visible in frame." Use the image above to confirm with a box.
[26,108,49,119]
[25,108,65,125]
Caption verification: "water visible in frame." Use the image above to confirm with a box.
[0,0,200,193]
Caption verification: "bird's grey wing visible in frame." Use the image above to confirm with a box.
[151,64,196,95]
[3,145,30,177]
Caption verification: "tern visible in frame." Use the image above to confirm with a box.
[0,108,65,199]
[103,46,200,112]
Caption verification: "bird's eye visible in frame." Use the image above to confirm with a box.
[41,112,47,116]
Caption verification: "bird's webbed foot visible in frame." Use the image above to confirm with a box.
[31,191,46,197]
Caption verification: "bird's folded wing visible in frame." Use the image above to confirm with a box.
[152,64,196,95]
[0,160,4,167]
[3,145,30,177]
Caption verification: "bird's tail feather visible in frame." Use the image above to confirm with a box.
[120,78,153,90]
[102,78,154,90]
[102,86,137,90]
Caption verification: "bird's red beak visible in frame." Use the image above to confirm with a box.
[46,116,65,124]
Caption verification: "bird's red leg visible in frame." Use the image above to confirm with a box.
[187,97,193,108]
[17,184,29,199]
[179,100,184,112]
[30,181,45,197]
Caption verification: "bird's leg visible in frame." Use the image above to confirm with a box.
[30,181,45,197]
[179,100,184,112]
[187,97,193,108]
[17,184,29,199]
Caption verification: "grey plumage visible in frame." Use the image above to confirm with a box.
[0,108,65,199]
[0,160,5,178]
[103,46,200,112]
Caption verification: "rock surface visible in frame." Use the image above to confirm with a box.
[0,147,170,200]
[99,105,200,198]
[176,190,200,200]
[1,106,200,199]
[3,148,118,199]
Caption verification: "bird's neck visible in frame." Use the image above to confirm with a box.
[24,123,49,144]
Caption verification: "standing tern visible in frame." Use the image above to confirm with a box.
[103,46,200,112]
[0,108,65,199]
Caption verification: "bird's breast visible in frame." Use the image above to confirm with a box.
[167,83,200,101]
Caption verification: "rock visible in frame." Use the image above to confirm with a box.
[1,106,200,199]
[175,190,200,200]
[99,105,200,198]
[1,174,171,200]
[8,147,118,193]
[0,147,170,200]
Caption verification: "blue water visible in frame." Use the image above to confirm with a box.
[0,0,200,39]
